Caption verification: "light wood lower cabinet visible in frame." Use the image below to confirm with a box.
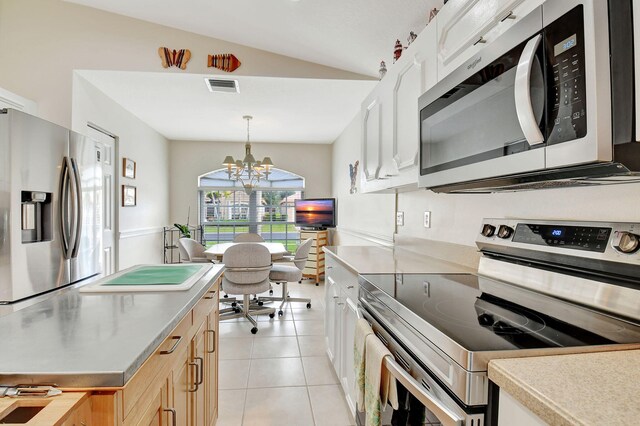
[49,278,221,426]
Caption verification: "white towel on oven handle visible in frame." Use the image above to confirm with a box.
[355,317,374,409]
[364,334,398,426]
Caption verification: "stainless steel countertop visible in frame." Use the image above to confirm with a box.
[323,245,476,275]
[0,264,224,388]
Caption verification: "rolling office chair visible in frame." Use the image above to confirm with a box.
[268,238,313,316]
[220,243,276,334]
[177,238,211,263]
[233,233,265,242]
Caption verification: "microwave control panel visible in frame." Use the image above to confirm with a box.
[545,6,587,145]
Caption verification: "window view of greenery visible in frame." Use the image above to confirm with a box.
[201,190,302,252]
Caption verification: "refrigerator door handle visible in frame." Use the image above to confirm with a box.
[59,157,72,259]
[70,158,82,258]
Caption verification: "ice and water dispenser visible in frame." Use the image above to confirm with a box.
[21,191,52,243]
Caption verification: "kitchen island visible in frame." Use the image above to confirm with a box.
[0,263,223,425]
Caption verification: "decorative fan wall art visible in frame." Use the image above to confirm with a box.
[158,47,191,70]
[208,54,241,73]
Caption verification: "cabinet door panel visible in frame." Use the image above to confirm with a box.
[339,297,358,416]
[324,277,339,365]
[172,355,191,426]
[393,60,423,172]
[206,310,218,425]
[362,98,382,181]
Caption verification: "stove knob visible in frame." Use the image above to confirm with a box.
[497,225,514,239]
[481,224,496,237]
[614,232,640,254]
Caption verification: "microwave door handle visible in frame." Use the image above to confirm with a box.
[514,34,545,146]
[70,158,82,258]
[384,357,463,426]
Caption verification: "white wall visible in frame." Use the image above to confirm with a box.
[330,115,395,246]
[72,74,170,268]
[0,0,368,129]
[169,140,332,225]
[396,182,640,247]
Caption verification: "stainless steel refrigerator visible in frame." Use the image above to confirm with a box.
[0,108,103,303]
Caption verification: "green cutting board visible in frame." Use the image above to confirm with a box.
[103,265,203,286]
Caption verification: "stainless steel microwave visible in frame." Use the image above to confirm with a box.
[418,0,640,193]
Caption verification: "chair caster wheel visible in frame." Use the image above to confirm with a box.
[231,302,237,307]
[223,294,229,298]
[306,303,311,309]
[234,308,241,314]
[269,313,275,318]
[278,310,284,317]
[258,301,264,306]
[269,290,273,295]
[315,283,319,286]
[251,327,258,335]
[299,280,302,284]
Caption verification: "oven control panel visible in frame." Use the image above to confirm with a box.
[477,219,640,261]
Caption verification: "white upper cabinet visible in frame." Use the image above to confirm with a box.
[360,21,437,193]
[437,0,544,77]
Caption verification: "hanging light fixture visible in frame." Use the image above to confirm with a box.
[222,115,274,195]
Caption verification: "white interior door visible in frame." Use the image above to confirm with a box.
[87,125,117,276]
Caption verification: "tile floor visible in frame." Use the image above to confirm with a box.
[217,281,356,426]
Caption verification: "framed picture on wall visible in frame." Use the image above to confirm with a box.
[123,157,136,179]
[122,185,137,207]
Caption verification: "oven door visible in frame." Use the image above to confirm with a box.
[418,6,545,189]
[357,306,486,426]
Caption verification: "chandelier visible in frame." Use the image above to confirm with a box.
[222,115,274,195]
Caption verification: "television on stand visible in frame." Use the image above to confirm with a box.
[294,198,336,230]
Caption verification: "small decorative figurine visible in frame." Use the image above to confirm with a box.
[428,8,439,23]
[379,61,387,80]
[158,47,191,70]
[407,31,418,46]
[393,39,403,63]
[349,160,359,194]
[208,53,242,73]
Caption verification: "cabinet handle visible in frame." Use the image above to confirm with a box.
[188,361,199,392]
[473,36,486,46]
[337,302,345,306]
[326,266,333,269]
[195,356,204,385]
[204,290,217,300]
[164,408,177,425]
[347,285,354,289]
[160,336,182,355]
[207,330,216,353]
[333,296,339,299]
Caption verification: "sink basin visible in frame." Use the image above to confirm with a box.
[79,264,211,293]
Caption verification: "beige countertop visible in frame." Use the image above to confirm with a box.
[489,350,640,426]
[323,244,477,275]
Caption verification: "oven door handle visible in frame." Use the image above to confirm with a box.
[384,356,464,426]
[514,33,544,147]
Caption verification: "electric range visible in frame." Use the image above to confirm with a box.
[358,219,640,424]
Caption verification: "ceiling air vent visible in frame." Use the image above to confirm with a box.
[205,78,240,93]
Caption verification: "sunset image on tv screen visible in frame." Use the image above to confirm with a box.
[295,199,334,226]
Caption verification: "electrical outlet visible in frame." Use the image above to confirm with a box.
[396,211,404,226]
[424,211,431,228]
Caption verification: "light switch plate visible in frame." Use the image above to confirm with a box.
[396,211,404,226]
[424,211,431,228]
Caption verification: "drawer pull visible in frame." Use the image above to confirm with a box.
[164,408,177,425]
[473,36,486,46]
[207,329,216,353]
[204,290,217,300]
[500,11,515,22]
[347,285,355,289]
[160,336,182,355]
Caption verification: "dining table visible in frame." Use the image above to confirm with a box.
[204,242,289,261]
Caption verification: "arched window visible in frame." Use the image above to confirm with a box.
[198,168,305,251]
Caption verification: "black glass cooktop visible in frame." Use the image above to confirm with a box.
[359,273,640,353]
